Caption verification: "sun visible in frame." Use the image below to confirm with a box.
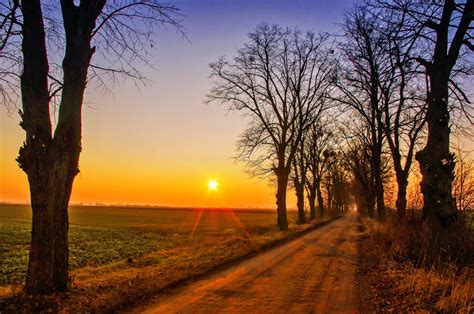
[208,179,219,191]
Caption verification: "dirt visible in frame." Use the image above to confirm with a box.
[131,212,359,314]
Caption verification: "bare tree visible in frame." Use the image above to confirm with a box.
[379,0,473,258]
[0,0,21,109]
[1,0,182,294]
[324,155,350,215]
[332,5,387,219]
[453,144,474,223]
[340,122,376,217]
[304,122,336,220]
[209,24,334,230]
[361,2,428,218]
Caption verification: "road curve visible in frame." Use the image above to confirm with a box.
[133,212,359,314]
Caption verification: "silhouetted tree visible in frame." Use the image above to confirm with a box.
[367,4,428,218]
[1,0,182,294]
[453,144,474,221]
[0,0,20,108]
[304,122,336,220]
[324,156,350,215]
[291,134,309,224]
[209,24,334,230]
[340,123,376,217]
[332,6,387,219]
[379,0,473,258]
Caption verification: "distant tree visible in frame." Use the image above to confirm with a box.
[304,122,336,220]
[340,123,376,217]
[324,156,350,215]
[369,4,428,218]
[1,0,182,294]
[453,145,474,221]
[209,24,335,230]
[332,5,387,219]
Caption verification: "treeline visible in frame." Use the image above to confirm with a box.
[0,0,472,296]
[209,0,474,260]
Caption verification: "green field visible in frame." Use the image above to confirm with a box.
[0,204,294,286]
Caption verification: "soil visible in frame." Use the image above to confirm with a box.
[132,213,360,314]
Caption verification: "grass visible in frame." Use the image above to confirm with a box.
[0,204,325,312]
[356,215,474,313]
[0,204,291,286]
[0,219,179,285]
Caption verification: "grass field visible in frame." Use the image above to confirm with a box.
[0,204,296,286]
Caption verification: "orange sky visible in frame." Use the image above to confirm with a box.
[5,0,357,208]
[2,0,470,209]
[0,105,285,208]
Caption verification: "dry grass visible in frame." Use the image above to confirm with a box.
[357,215,474,313]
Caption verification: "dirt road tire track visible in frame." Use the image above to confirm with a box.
[133,213,359,314]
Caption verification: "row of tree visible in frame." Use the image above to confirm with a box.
[0,0,472,296]
[209,0,473,261]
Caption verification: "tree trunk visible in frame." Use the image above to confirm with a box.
[295,181,306,224]
[416,66,457,259]
[316,180,324,219]
[25,153,76,293]
[275,168,289,230]
[327,186,332,215]
[395,174,408,218]
[307,187,316,221]
[373,151,385,220]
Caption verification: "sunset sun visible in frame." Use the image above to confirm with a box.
[208,179,219,191]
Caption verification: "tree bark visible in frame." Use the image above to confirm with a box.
[275,167,290,230]
[24,154,75,293]
[416,67,457,258]
[295,180,306,224]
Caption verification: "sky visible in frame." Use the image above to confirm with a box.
[0,0,357,208]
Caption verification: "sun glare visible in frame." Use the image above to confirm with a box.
[208,179,219,191]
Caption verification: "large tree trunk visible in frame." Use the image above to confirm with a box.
[295,180,306,224]
[413,0,474,262]
[18,0,100,294]
[275,167,289,230]
[25,154,76,293]
[416,67,457,259]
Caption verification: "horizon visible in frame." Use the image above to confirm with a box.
[0,201,290,211]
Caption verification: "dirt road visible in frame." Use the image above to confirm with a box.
[133,213,359,314]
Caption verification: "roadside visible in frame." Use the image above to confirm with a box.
[0,215,339,312]
[356,216,474,313]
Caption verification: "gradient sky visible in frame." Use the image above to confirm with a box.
[1,0,357,208]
